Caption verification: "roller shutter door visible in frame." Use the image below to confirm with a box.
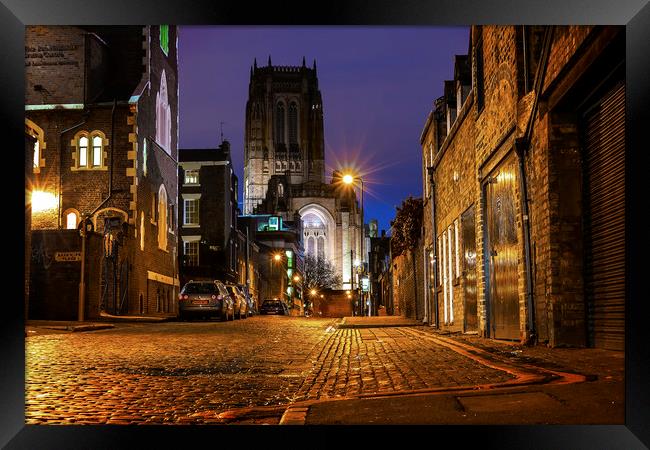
[583,81,625,351]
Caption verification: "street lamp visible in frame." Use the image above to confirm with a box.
[342,171,365,316]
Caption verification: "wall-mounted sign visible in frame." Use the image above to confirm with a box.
[361,277,370,292]
[55,251,82,262]
[268,216,279,231]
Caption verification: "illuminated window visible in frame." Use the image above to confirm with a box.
[26,119,46,173]
[73,131,106,170]
[92,136,102,167]
[65,210,79,229]
[156,70,172,153]
[79,136,88,166]
[184,169,199,184]
[33,140,40,169]
[158,184,168,251]
[184,241,199,266]
[160,25,169,56]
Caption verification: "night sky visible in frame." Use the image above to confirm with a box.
[178,26,470,233]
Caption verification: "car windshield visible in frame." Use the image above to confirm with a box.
[183,283,216,294]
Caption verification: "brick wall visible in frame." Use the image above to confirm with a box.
[313,289,354,318]
[392,247,424,321]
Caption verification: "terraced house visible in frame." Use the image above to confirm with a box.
[420,25,625,349]
[26,25,180,320]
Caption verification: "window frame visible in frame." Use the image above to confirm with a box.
[183,198,200,227]
[71,130,108,171]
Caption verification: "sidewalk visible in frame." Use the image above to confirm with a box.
[25,312,174,335]
[279,316,625,426]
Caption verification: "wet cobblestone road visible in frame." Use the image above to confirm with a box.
[26,317,513,424]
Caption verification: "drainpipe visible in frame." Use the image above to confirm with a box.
[90,98,117,216]
[428,167,440,328]
[515,26,555,345]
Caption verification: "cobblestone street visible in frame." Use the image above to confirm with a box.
[25,317,515,425]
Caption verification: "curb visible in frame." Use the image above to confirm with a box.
[278,406,309,425]
[35,324,116,332]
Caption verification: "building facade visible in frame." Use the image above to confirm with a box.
[420,25,625,349]
[243,59,363,289]
[177,141,239,286]
[26,25,180,319]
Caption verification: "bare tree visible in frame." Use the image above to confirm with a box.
[303,254,342,290]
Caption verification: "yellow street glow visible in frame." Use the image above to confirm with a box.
[342,174,354,184]
[273,254,282,261]
[310,289,317,296]
[31,190,58,212]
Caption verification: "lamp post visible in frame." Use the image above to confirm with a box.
[342,173,364,316]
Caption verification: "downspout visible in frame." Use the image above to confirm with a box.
[428,169,440,329]
[515,26,555,345]
[90,98,117,216]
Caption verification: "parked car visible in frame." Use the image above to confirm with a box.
[260,298,289,315]
[178,280,234,321]
[225,284,248,319]
[238,285,256,316]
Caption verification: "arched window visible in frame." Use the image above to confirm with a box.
[64,209,79,230]
[79,136,88,166]
[26,119,46,173]
[72,131,107,170]
[318,236,325,259]
[288,102,298,144]
[140,211,145,251]
[307,236,315,256]
[275,102,285,144]
[158,184,168,250]
[156,70,172,154]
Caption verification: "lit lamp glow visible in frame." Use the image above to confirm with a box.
[310,289,317,296]
[31,190,58,212]
[342,174,354,185]
[273,253,282,262]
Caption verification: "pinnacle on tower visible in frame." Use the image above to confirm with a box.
[254,57,257,69]
[302,56,306,67]
[313,59,317,71]
[268,55,272,66]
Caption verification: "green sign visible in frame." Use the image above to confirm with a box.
[268,216,279,231]
[160,25,169,56]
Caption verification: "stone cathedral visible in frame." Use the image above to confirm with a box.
[243,57,362,289]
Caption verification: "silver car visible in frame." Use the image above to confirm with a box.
[238,285,256,316]
[225,284,248,319]
[178,280,234,321]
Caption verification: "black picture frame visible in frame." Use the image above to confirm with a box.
[3,0,649,448]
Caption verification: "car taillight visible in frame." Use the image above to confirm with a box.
[211,295,217,300]
[179,294,188,301]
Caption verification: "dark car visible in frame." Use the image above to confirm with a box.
[260,299,289,315]
[178,280,234,321]
[225,284,248,319]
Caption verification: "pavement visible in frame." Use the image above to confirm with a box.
[23,315,626,427]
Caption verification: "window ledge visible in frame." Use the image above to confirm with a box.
[71,166,109,172]
[183,224,200,228]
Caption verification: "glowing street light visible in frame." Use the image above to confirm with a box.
[342,173,354,185]
[293,275,301,282]
[310,289,317,296]
[273,253,282,262]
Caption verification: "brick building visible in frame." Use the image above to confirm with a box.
[420,26,625,349]
[26,25,180,320]
[177,141,240,286]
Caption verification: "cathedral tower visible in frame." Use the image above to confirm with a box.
[243,57,325,214]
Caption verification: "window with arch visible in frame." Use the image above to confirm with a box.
[140,211,145,251]
[317,236,325,259]
[72,130,107,170]
[64,209,80,230]
[26,119,46,173]
[275,102,285,144]
[158,184,168,251]
[288,102,298,144]
[156,70,172,154]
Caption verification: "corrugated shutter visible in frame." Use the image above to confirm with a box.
[583,81,625,351]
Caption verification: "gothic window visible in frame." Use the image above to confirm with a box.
[72,130,107,170]
[317,236,325,259]
[140,211,145,251]
[288,102,298,144]
[275,102,285,144]
[278,183,284,196]
[290,161,295,171]
[156,70,172,154]
[275,161,281,172]
[26,119,46,173]
[158,184,168,251]
[307,236,315,255]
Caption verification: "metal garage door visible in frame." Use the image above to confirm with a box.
[582,81,625,351]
